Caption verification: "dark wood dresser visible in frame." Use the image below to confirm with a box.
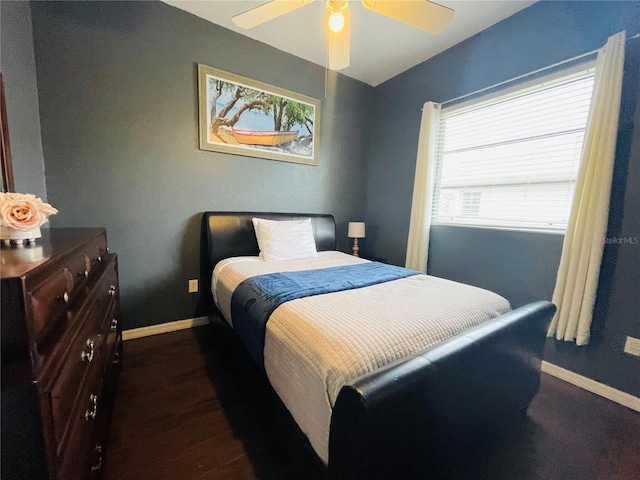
[1,228,122,479]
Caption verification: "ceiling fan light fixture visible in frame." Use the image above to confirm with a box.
[329,12,345,32]
[326,0,348,12]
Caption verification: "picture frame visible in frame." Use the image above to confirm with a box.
[1,73,15,192]
[198,64,320,166]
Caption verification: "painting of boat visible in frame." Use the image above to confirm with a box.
[232,129,299,146]
[198,64,320,165]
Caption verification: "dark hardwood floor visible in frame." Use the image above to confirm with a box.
[104,320,640,480]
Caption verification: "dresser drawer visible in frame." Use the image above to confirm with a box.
[65,251,92,288]
[50,317,108,454]
[57,377,105,480]
[64,231,107,290]
[102,314,121,371]
[82,233,108,268]
[27,269,75,336]
[103,334,122,407]
[52,344,103,456]
[93,255,119,311]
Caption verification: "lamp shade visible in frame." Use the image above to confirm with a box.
[348,222,365,238]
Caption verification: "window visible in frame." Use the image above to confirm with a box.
[461,191,482,217]
[432,65,596,232]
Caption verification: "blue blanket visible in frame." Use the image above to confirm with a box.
[230,262,422,367]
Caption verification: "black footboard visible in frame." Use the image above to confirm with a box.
[328,301,556,479]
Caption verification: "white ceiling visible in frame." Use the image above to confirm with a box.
[163,1,536,86]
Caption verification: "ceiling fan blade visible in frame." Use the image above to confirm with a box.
[232,0,312,30]
[361,0,454,35]
[327,9,350,70]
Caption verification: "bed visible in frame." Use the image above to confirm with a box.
[200,211,556,478]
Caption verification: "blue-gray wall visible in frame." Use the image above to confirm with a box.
[366,1,640,396]
[0,1,47,199]
[29,1,374,329]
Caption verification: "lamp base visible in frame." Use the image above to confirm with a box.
[351,237,360,257]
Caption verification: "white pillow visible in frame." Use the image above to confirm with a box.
[252,217,319,262]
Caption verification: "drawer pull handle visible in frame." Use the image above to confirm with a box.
[85,393,98,421]
[60,291,69,303]
[91,456,103,473]
[108,285,117,296]
[91,445,103,472]
[97,255,102,262]
[110,318,118,332]
[113,352,121,365]
[81,339,95,363]
[82,270,89,278]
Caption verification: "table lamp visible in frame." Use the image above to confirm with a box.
[348,222,365,257]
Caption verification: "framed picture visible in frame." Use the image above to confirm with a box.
[198,64,320,166]
[1,74,15,192]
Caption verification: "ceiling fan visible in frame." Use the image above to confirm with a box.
[232,0,455,71]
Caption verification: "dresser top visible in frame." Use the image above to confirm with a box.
[0,228,106,280]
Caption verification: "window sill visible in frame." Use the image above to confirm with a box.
[431,223,566,236]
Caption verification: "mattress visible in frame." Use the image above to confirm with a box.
[212,251,511,464]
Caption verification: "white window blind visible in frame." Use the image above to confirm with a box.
[432,65,596,232]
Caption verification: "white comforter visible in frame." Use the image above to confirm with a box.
[212,251,510,464]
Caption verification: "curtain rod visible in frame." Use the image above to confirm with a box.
[440,32,640,108]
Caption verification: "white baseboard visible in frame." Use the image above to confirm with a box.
[122,316,211,341]
[541,360,640,413]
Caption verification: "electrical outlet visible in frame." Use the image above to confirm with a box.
[623,336,640,357]
[188,279,198,293]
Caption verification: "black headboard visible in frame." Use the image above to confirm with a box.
[199,212,336,314]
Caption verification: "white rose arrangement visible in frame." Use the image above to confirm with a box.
[0,192,58,231]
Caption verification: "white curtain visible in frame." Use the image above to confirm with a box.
[547,31,626,345]
[405,102,441,272]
